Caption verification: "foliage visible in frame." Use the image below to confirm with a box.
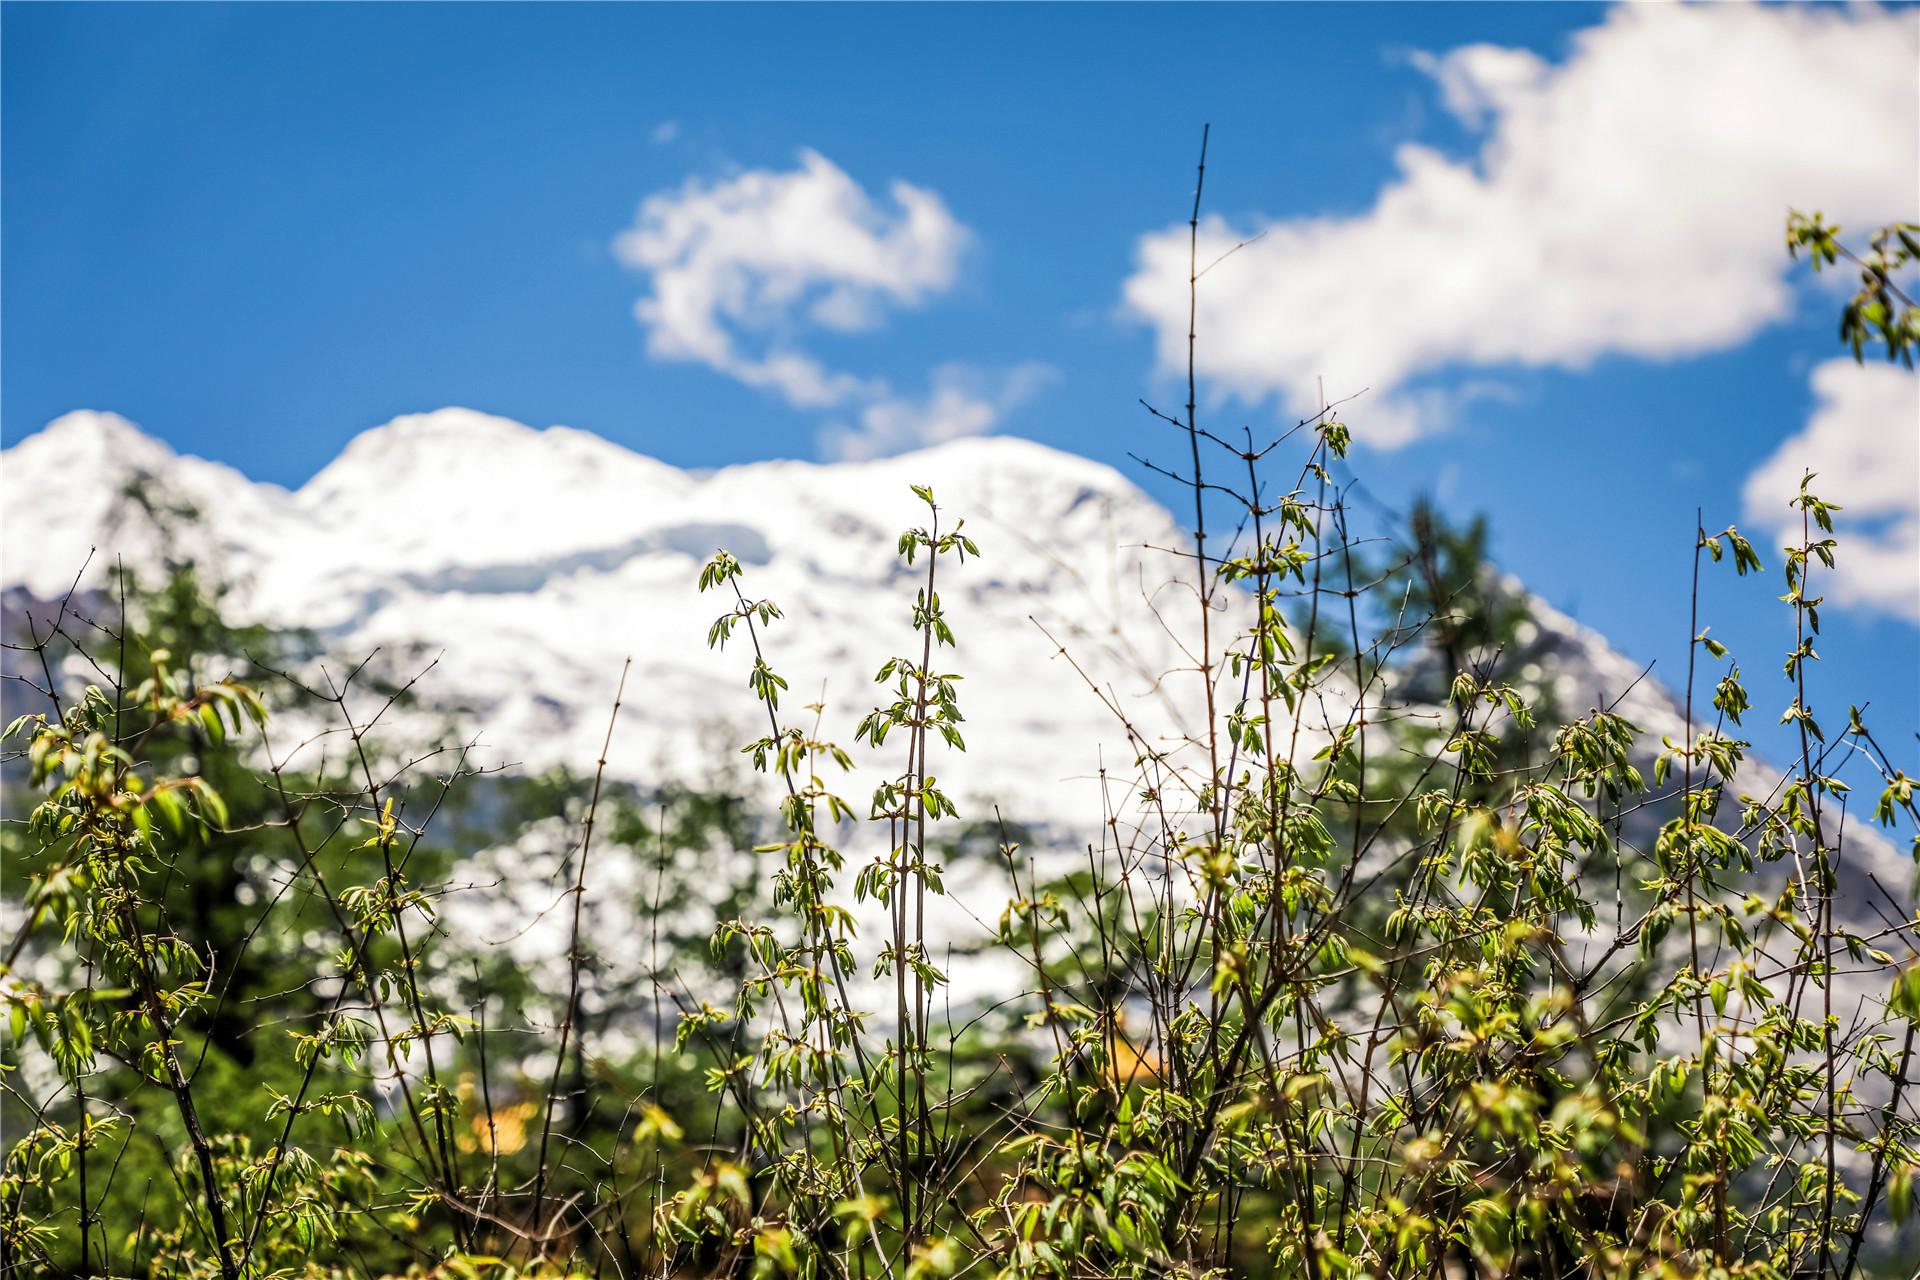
[1787,212,1920,367]
[3,184,1918,1280]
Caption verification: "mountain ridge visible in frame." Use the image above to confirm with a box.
[4,409,1219,828]
[3,408,1907,921]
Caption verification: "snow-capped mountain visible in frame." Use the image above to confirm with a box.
[5,408,1905,896]
[4,408,1226,828]
[7,406,1908,1005]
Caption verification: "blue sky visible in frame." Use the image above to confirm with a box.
[5,2,1915,772]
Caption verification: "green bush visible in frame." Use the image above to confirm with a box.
[4,204,1917,1280]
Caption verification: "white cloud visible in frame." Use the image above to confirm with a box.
[1124,3,1919,446]
[616,149,966,408]
[1743,359,1919,622]
[617,149,1039,458]
[824,362,1056,463]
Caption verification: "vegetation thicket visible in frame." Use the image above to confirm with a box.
[4,158,1918,1280]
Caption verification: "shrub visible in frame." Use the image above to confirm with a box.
[3,176,1917,1280]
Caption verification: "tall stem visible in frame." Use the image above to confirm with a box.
[1186,126,1220,844]
[534,659,630,1241]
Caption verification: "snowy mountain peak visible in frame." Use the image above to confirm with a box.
[4,406,1904,916]
[302,408,693,509]
[4,409,1204,823]
[13,409,182,477]
[290,409,695,563]
[4,411,279,598]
